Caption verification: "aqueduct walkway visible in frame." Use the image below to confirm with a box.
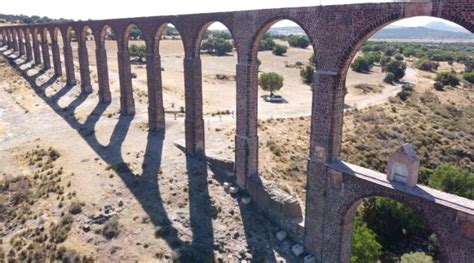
[1,0,473,262]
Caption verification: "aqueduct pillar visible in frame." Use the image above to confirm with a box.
[95,39,111,103]
[145,48,165,132]
[51,35,63,76]
[78,36,92,93]
[18,31,25,57]
[117,41,135,114]
[234,58,259,187]
[25,31,33,61]
[63,35,77,86]
[183,54,205,156]
[12,30,19,53]
[40,31,51,70]
[32,31,42,65]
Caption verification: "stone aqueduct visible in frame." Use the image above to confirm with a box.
[1,0,473,262]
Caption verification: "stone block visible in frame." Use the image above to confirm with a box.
[303,254,316,263]
[229,186,239,194]
[276,230,287,241]
[241,196,251,205]
[291,243,304,256]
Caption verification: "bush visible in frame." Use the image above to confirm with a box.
[383,72,395,84]
[379,56,391,67]
[428,163,473,199]
[397,84,414,101]
[129,44,146,62]
[414,59,439,72]
[288,35,309,48]
[258,36,275,51]
[394,53,404,61]
[463,71,474,84]
[102,217,120,239]
[272,44,287,56]
[351,57,373,73]
[435,72,459,87]
[259,72,284,95]
[364,52,382,65]
[384,60,407,81]
[433,81,444,91]
[351,219,382,263]
[68,202,82,215]
[400,252,433,263]
[300,64,315,85]
[201,37,233,56]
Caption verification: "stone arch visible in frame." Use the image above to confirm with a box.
[152,22,184,54]
[99,24,118,47]
[123,23,145,47]
[194,20,238,58]
[338,15,474,78]
[80,24,95,42]
[250,17,316,59]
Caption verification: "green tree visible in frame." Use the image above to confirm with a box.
[364,52,382,65]
[272,44,287,56]
[435,72,460,87]
[258,36,275,51]
[379,56,391,67]
[400,252,433,263]
[384,60,407,81]
[288,35,310,48]
[383,72,395,84]
[129,44,146,62]
[351,219,382,263]
[428,163,474,199]
[129,25,143,40]
[351,57,373,73]
[414,59,439,72]
[258,72,284,95]
[201,37,233,56]
[463,72,474,84]
[300,64,315,85]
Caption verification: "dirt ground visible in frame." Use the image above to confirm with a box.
[0,37,419,261]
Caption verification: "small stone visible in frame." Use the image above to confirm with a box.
[229,186,239,194]
[292,243,304,256]
[118,200,124,207]
[82,224,91,232]
[304,254,317,263]
[223,182,230,191]
[241,196,251,205]
[276,230,287,241]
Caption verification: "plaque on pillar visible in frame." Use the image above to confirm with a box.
[386,143,419,187]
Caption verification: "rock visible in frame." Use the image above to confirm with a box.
[223,182,230,191]
[292,243,304,256]
[241,196,251,205]
[82,224,91,232]
[276,230,287,241]
[304,254,317,263]
[229,186,239,194]
[118,200,124,207]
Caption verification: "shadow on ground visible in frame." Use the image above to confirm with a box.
[1,48,297,262]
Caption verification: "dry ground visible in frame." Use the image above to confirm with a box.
[0,37,442,261]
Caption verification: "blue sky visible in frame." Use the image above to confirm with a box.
[1,0,464,29]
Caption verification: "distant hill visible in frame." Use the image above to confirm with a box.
[267,24,473,42]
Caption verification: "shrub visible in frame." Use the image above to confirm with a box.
[433,81,444,91]
[364,52,382,65]
[400,252,433,263]
[379,56,391,67]
[102,217,120,239]
[129,44,146,62]
[428,163,473,199]
[435,72,459,87]
[351,219,382,263]
[414,59,439,72]
[384,60,407,81]
[351,57,372,73]
[68,202,82,215]
[258,72,284,95]
[272,44,287,56]
[463,71,474,84]
[300,64,315,85]
[288,35,310,48]
[394,53,404,61]
[201,37,233,56]
[397,84,414,101]
[258,36,275,51]
[383,72,395,84]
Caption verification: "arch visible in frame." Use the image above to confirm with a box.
[250,17,316,58]
[80,24,95,42]
[340,193,446,263]
[194,20,238,58]
[153,23,184,54]
[99,24,118,47]
[123,23,144,47]
[339,15,474,77]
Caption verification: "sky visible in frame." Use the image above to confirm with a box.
[0,0,464,29]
